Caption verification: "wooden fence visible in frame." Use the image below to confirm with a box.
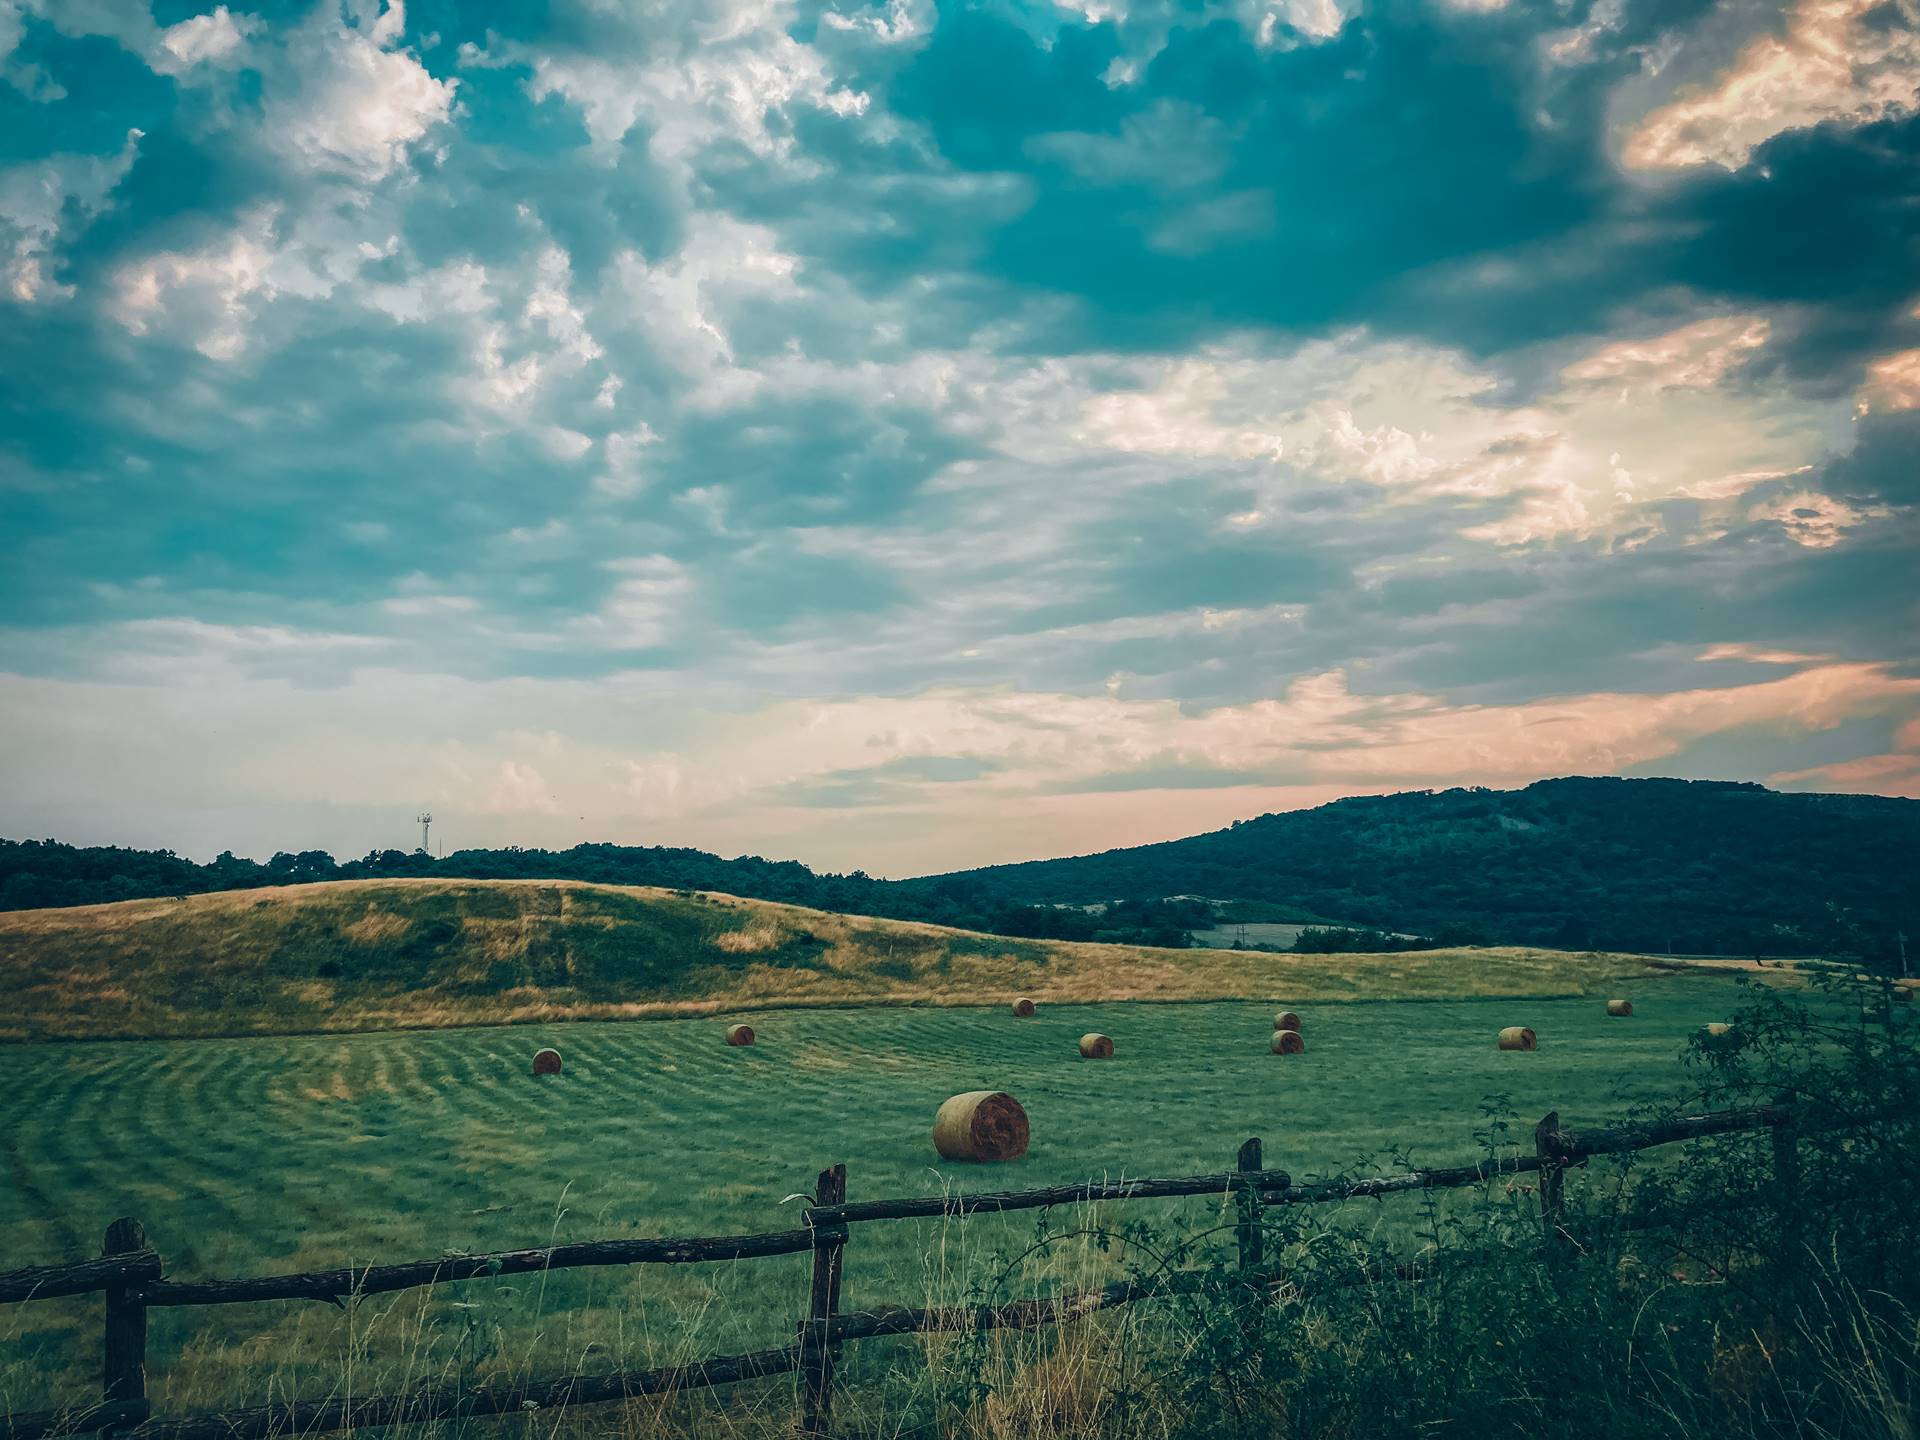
[0,1102,1798,1440]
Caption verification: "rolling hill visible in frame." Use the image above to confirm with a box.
[0,878,1673,1042]
[4,777,1914,956]
[915,778,1920,957]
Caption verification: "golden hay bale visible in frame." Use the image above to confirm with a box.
[1012,997,1036,1017]
[1497,1026,1537,1051]
[1270,1029,1305,1055]
[1704,1022,1734,1037]
[531,1048,562,1076]
[724,1023,756,1047]
[1078,1032,1115,1060]
[932,1091,1030,1163]
[1606,999,1633,1017]
[1274,1011,1301,1032]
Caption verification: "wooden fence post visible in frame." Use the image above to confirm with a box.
[102,1218,150,1430]
[1533,1113,1567,1249]
[800,1164,847,1438]
[1235,1138,1264,1281]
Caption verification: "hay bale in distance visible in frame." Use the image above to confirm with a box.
[1704,1022,1734,1038]
[1496,1026,1537,1052]
[1078,1032,1115,1060]
[531,1048,562,1076]
[1012,997,1036,1018]
[1270,1029,1305,1055]
[725,1023,756,1047]
[1274,1011,1301,1032]
[1606,999,1633,1018]
[932,1091,1030,1162]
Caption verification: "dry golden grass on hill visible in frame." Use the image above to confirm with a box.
[0,877,1717,1042]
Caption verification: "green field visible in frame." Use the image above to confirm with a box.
[1,979,1759,1424]
[0,879,1677,1041]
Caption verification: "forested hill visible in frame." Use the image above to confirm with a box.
[916,778,1919,958]
[3,778,1914,957]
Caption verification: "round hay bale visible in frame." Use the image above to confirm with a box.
[1704,1022,1734,1038]
[1606,999,1633,1018]
[1270,1029,1305,1055]
[1078,1032,1115,1060]
[1274,1011,1301,1032]
[724,1023,756,1047]
[1496,1026,1537,1052]
[1012,997,1036,1018]
[932,1091,1030,1163]
[531,1048,562,1076]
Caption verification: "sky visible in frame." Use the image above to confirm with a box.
[1,0,1917,877]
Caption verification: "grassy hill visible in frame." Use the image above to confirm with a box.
[0,878,1679,1042]
[915,777,1920,955]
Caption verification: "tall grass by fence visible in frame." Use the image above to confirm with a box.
[0,1102,1802,1440]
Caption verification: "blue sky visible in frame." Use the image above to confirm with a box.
[1,0,1917,874]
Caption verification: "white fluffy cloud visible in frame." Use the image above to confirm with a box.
[269,2,455,180]
[111,203,389,358]
[0,129,139,302]
[467,0,870,174]
[157,6,259,70]
[1039,321,1843,546]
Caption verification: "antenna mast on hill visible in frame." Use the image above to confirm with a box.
[416,812,433,855]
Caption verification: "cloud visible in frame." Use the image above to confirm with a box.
[1561,315,1771,393]
[467,0,871,179]
[1,640,1913,871]
[269,3,455,181]
[157,6,258,70]
[0,0,61,98]
[1770,751,1920,797]
[1,0,1915,872]
[1747,489,1888,549]
[111,206,284,358]
[1862,346,1920,412]
[1698,643,1830,666]
[0,129,140,301]
[1623,0,1920,171]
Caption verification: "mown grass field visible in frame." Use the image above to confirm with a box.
[2,978,1764,1427]
[0,879,1692,1042]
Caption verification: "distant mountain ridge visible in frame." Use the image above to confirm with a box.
[913,778,1918,957]
[3,777,1914,959]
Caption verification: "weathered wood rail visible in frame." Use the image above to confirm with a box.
[0,1102,1816,1440]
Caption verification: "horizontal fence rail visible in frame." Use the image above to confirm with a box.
[0,1101,1836,1440]
[804,1168,1295,1227]
[0,1255,163,1306]
[140,1229,820,1308]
